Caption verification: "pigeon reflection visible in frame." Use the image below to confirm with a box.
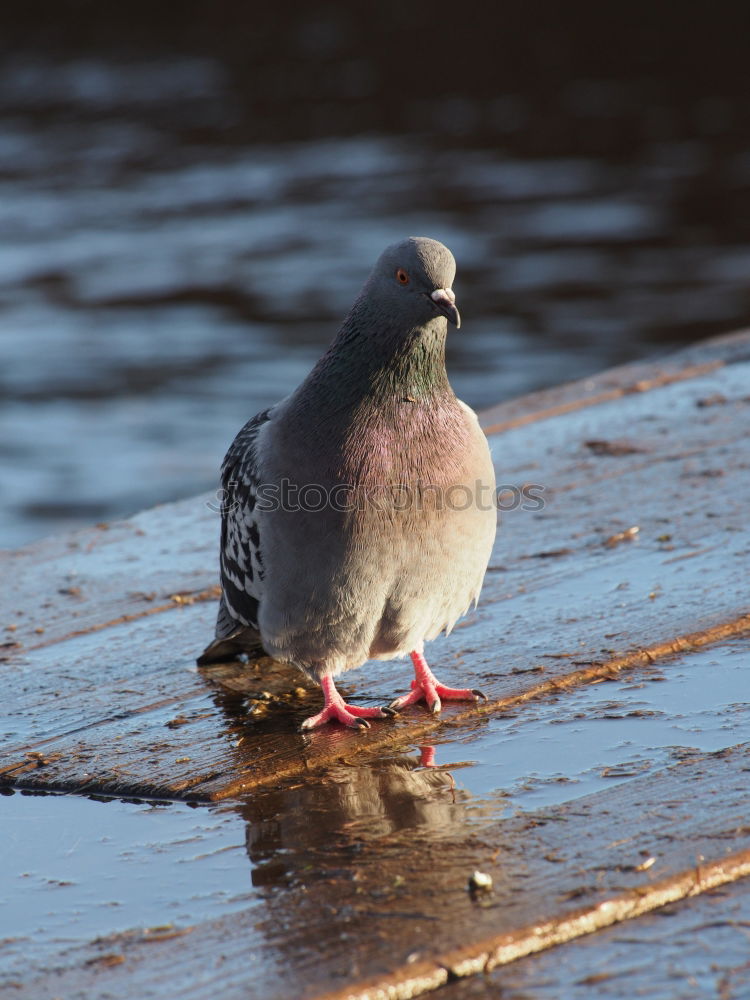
[237,745,467,888]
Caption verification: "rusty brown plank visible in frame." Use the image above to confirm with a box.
[1,338,749,798]
[9,744,750,1000]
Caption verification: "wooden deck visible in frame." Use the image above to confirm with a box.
[2,330,750,998]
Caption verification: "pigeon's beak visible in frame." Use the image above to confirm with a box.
[430,287,461,328]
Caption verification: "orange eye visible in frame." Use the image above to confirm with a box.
[396,268,410,285]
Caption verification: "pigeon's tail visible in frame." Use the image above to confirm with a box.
[196,595,264,665]
[196,630,264,665]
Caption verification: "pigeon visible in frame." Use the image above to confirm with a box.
[199,237,497,730]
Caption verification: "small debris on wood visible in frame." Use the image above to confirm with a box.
[169,586,221,606]
[129,591,156,602]
[682,467,725,478]
[576,972,616,986]
[695,393,727,407]
[560,885,590,901]
[142,924,193,942]
[528,548,573,559]
[600,760,652,778]
[604,526,640,548]
[170,711,213,727]
[468,870,493,895]
[85,953,125,968]
[584,439,649,456]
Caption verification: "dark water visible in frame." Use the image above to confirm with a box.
[3,5,750,547]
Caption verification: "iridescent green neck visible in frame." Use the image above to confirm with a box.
[297,304,453,417]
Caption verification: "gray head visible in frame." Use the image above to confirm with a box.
[364,237,461,330]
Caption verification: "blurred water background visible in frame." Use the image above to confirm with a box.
[2,3,750,548]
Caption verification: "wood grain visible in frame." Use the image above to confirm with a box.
[2,335,749,799]
[3,330,750,999]
[442,876,750,998]
[10,744,750,1000]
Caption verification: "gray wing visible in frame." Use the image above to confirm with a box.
[218,408,272,632]
[197,408,271,665]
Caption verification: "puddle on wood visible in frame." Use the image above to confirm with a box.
[427,638,749,812]
[0,794,253,975]
[1,640,747,981]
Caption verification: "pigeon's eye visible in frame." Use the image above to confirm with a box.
[396,269,410,285]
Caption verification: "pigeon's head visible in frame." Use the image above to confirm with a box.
[369,237,461,330]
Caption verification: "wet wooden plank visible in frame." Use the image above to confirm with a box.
[1,333,750,798]
[5,640,744,997]
[0,495,220,652]
[442,877,750,998]
[3,327,749,654]
[9,744,750,1000]
[3,599,749,801]
[478,325,750,433]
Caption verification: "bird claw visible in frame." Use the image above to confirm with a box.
[388,687,427,712]
[299,699,390,731]
[390,678,484,715]
[389,681,441,714]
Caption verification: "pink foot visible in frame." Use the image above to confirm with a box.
[389,651,487,715]
[300,674,395,731]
